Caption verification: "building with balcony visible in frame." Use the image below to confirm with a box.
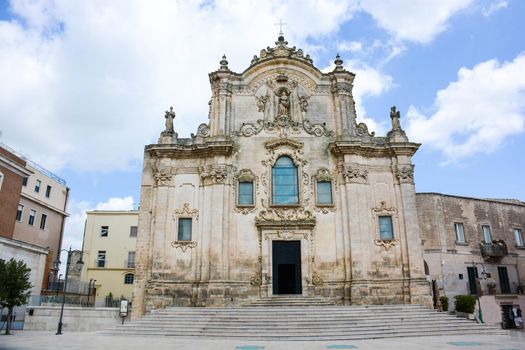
[82,210,138,306]
[417,192,525,326]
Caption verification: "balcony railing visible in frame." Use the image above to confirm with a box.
[480,240,508,259]
[125,260,135,268]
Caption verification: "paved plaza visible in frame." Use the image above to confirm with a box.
[0,332,524,350]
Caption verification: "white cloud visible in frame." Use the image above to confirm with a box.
[406,53,525,161]
[360,0,473,43]
[481,0,507,17]
[0,0,358,172]
[337,40,362,53]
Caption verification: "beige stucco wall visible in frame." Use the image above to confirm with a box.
[83,211,138,305]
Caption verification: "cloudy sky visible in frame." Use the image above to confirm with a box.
[1,0,524,252]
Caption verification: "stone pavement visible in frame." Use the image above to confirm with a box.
[0,331,524,350]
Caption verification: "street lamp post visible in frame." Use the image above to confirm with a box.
[472,261,488,324]
[55,247,84,335]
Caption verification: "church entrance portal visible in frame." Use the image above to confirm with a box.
[272,241,302,295]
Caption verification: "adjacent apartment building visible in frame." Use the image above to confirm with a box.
[418,192,525,326]
[0,143,69,295]
[82,210,138,306]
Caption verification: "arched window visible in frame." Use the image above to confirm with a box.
[272,156,299,205]
[124,273,134,284]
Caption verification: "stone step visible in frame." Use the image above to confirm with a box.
[100,304,505,340]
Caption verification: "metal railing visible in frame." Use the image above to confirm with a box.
[480,241,508,258]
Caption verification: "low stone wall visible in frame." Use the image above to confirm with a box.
[24,306,130,331]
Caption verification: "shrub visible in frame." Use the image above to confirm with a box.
[455,294,477,313]
[439,295,449,311]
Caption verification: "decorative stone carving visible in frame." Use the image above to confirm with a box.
[298,96,308,112]
[312,273,323,286]
[374,238,400,252]
[238,120,264,137]
[191,123,210,138]
[250,272,262,286]
[200,165,229,185]
[171,240,197,252]
[356,122,375,137]
[164,106,175,134]
[314,168,333,182]
[395,165,414,184]
[390,106,401,130]
[173,203,199,220]
[277,89,290,117]
[154,169,172,186]
[250,36,314,68]
[340,164,368,184]
[372,201,396,215]
[303,120,334,137]
[255,207,315,223]
[256,95,269,113]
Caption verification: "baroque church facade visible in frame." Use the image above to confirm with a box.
[132,36,432,316]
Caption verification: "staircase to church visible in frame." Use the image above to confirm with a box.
[101,300,507,340]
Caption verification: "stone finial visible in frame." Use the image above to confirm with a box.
[334,54,344,71]
[220,55,229,71]
[390,106,401,130]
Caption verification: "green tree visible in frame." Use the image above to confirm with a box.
[0,258,32,335]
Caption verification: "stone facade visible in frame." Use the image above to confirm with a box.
[417,193,525,307]
[132,36,431,316]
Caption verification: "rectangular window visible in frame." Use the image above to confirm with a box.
[39,214,47,230]
[316,181,333,205]
[378,216,394,240]
[127,251,135,268]
[28,209,36,226]
[100,226,109,237]
[515,229,524,247]
[97,251,106,268]
[16,204,24,222]
[454,223,465,243]
[130,226,138,237]
[482,225,492,243]
[45,185,52,198]
[177,218,192,241]
[238,181,254,205]
[22,177,28,186]
[34,180,41,193]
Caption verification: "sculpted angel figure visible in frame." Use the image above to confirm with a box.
[277,90,290,116]
[165,106,175,132]
[390,106,401,130]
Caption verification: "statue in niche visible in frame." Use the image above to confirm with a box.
[277,90,290,116]
[390,106,401,130]
[165,106,176,132]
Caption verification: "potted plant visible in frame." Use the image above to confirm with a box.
[487,279,497,295]
[455,294,477,319]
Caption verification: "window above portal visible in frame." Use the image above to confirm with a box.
[272,156,299,205]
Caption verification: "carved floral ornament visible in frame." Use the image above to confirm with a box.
[394,165,414,184]
[173,203,199,220]
[372,201,396,215]
[171,240,197,252]
[374,239,399,252]
[339,163,368,184]
[200,165,230,185]
[255,207,315,224]
[154,168,172,186]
